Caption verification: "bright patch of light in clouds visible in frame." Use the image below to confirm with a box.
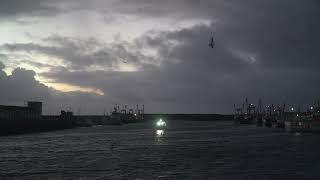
[45,82,105,96]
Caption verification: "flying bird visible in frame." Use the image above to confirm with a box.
[209,36,214,48]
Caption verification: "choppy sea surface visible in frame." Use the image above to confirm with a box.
[1,120,320,180]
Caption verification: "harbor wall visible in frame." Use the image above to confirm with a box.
[0,119,75,136]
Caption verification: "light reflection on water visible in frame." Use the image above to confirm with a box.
[156,129,165,137]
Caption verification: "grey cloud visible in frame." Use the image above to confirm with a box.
[20,60,55,69]
[119,0,320,70]
[1,35,156,71]
[0,0,231,23]
[1,0,320,113]
[0,67,51,103]
[136,24,250,73]
[110,0,320,71]
[0,55,7,67]
[38,19,320,113]
[39,62,320,113]
[214,0,320,69]
[0,0,62,20]
[110,0,222,20]
[0,61,5,78]
[0,66,107,114]
[0,61,4,70]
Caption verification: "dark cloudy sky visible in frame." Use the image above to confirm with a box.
[0,0,319,114]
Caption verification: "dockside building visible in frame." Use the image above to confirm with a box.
[0,102,42,121]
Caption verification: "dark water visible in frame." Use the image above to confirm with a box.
[1,120,320,180]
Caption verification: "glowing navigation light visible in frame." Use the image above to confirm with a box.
[156,118,166,127]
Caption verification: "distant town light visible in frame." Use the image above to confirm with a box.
[134,113,137,116]
[311,106,314,110]
[296,114,299,117]
[291,107,294,111]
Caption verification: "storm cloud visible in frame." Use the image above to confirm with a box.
[0,0,319,113]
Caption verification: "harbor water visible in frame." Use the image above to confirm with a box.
[1,120,320,179]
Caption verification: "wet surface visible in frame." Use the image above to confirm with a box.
[1,120,320,179]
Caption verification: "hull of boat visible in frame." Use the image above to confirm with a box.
[285,120,320,133]
[234,116,254,124]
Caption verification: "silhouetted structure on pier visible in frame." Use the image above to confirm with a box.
[0,102,42,121]
[0,102,77,136]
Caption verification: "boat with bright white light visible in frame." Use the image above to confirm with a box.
[156,119,167,129]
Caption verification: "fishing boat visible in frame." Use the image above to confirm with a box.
[263,104,286,128]
[256,98,264,127]
[119,104,145,124]
[275,104,286,128]
[155,118,167,130]
[234,98,256,124]
[285,102,320,132]
[110,106,123,125]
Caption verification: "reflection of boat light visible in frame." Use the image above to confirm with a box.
[156,130,165,137]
